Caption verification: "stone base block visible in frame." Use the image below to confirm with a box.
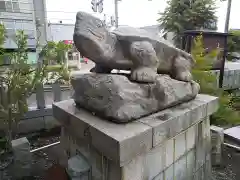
[211,126,224,166]
[53,94,218,180]
[11,137,32,179]
[71,74,200,123]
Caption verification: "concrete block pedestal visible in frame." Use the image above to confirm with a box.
[53,94,218,180]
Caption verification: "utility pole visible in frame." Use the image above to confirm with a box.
[35,18,43,65]
[91,0,104,13]
[92,0,152,28]
[114,0,119,27]
[224,0,232,33]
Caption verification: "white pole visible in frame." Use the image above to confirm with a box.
[77,52,81,70]
[224,0,232,33]
[114,0,119,27]
[65,51,69,69]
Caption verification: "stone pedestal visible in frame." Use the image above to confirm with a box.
[11,137,32,179]
[210,126,224,166]
[53,94,218,180]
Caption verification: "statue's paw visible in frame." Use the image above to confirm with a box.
[130,67,157,83]
[191,81,200,95]
[175,71,192,82]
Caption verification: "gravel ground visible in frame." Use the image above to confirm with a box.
[0,129,61,180]
[212,145,240,180]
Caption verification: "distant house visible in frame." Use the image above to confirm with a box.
[0,0,48,65]
[47,22,81,66]
[47,22,75,42]
[140,24,175,44]
[140,25,162,36]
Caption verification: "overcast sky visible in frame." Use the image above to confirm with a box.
[46,0,239,32]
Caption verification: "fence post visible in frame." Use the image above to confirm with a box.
[52,83,62,102]
[36,83,45,109]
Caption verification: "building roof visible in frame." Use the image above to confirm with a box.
[183,30,231,36]
[48,23,75,26]
[140,25,163,35]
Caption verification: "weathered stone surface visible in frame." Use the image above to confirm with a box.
[174,132,186,161]
[53,94,217,167]
[11,137,32,178]
[53,100,153,166]
[224,125,240,143]
[140,95,217,147]
[56,114,214,180]
[174,156,187,180]
[73,11,195,83]
[71,73,199,123]
[44,116,60,129]
[211,125,224,166]
[67,155,91,180]
[17,117,45,133]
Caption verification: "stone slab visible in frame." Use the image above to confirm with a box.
[139,94,218,146]
[72,74,199,123]
[17,117,45,134]
[44,116,60,129]
[11,137,32,178]
[59,115,212,180]
[211,126,224,166]
[53,100,153,166]
[224,126,240,143]
[67,155,91,180]
[53,94,218,166]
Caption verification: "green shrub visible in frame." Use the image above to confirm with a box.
[228,29,240,53]
[191,34,240,126]
[158,0,217,47]
[0,29,49,148]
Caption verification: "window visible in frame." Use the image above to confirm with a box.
[15,20,23,30]
[1,19,35,39]
[6,29,15,37]
[0,1,6,12]
[22,21,34,30]
[5,1,12,11]
[68,52,73,60]
[25,30,34,38]
[4,0,21,12]
[19,0,30,2]
[12,2,20,12]
[19,2,32,13]
[3,20,15,29]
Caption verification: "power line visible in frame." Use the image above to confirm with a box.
[0,8,105,22]
[0,8,79,14]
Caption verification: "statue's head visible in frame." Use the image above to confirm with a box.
[73,11,108,59]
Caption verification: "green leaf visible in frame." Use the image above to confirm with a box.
[158,0,218,46]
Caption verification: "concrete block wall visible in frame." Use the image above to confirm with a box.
[61,118,212,180]
[17,116,59,134]
[53,94,218,180]
[213,62,240,90]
